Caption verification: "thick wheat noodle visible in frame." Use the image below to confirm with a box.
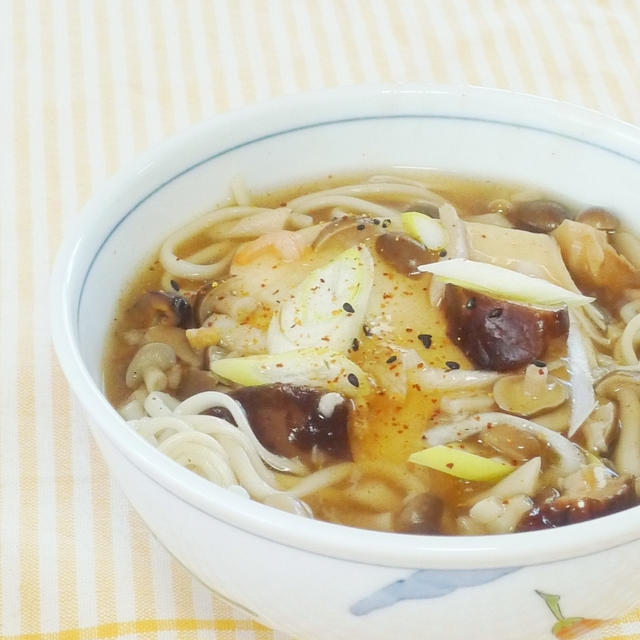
[288,194,400,219]
[158,430,235,482]
[572,307,611,348]
[282,462,353,498]
[185,414,277,484]
[620,299,640,324]
[287,181,446,210]
[429,202,467,306]
[619,312,640,365]
[144,390,180,416]
[134,412,278,487]
[174,391,307,475]
[582,301,607,331]
[440,394,495,416]
[134,415,192,442]
[159,206,270,280]
[410,364,500,389]
[129,399,353,501]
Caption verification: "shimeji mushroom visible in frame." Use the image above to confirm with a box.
[492,363,568,417]
[125,342,177,393]
[595,373,640,475]
[580,401,617,455]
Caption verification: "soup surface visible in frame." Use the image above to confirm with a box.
[104,170,640,535]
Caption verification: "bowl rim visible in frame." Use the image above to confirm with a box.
[51,83,640,570]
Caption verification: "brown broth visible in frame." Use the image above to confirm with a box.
[103,170,638,535]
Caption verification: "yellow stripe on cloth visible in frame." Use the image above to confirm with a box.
[3,617,277,640]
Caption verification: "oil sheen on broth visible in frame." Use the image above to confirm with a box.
[103,170,640,536]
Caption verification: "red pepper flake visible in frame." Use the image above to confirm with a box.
[446,462,454,469]
[406,327,414,333]
[275,362,284,368]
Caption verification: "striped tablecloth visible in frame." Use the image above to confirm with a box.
[3,1,640,639]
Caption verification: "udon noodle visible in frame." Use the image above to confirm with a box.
[103,171,640,535]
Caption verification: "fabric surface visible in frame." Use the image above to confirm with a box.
[2,0,640,638]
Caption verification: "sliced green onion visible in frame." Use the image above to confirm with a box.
[417,258,593,308]
[409,445,514,481]
[210,346,372,397]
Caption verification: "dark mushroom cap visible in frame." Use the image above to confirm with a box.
[375,232,440,276]
[506,200,572,234]
[576,206,620,231]
[393,492,444,534]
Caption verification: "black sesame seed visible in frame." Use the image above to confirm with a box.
[352,338,360,352]
[363,325,372,337]
[417,333,432,349]
[439,249,447,258]
[386,355,397,364]
[170,279,180,291]
[465,297,476,309]
[533,360,546,368]
[382,218,392,228]
[373,218,381,225]
[347,373,360,387]
[488,308,503,318]
[445,361,460,370]
[343,302,355,313]
[357,223,366,230]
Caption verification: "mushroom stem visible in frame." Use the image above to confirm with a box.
[143,365,168,393]
[613,385,640,475]
[523,363,548,396]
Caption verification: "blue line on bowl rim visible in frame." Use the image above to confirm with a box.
[77,111,640,326]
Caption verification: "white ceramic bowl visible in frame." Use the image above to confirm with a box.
[52,85,640,640]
